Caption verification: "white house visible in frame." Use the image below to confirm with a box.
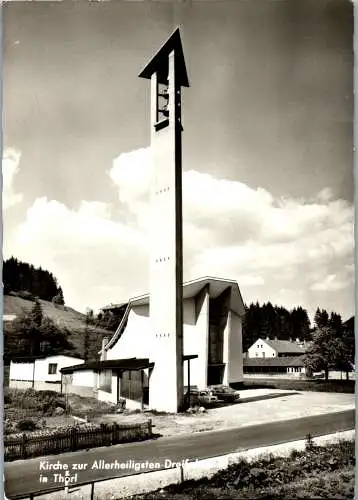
[61,277,245,410]
[9,354,84,392]
[248,338,308,359]
[244,337,309,379]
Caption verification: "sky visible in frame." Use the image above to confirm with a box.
[2,0,354,323]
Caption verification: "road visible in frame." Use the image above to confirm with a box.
[5,409,355,498]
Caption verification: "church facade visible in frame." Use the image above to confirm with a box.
[61,277,245,410]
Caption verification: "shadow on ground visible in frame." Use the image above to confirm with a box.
[207,391,300,410]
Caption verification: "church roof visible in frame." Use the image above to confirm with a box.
[101,276,245,353]
[138,28,189,87]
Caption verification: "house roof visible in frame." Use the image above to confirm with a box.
[11,354,84,364]
[138,28,189,88]
[263,339,307,355]
[243,355,306,368]
[61,357,154,374]
[61,354,197,374]
[102,276,245,353]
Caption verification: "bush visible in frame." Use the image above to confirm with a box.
[4,420,17,435]
[16,419,39,432]
[4,388,12,405]
[156,440,355,497]
[305,433,315,451]
[5,388,67,415]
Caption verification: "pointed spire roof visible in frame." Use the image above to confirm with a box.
[139,27,189,88]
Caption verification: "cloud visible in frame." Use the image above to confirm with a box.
[5,147,354,319]
[310,268,354,293]
[8,197,147,312]
[2,148,23,210]
[108,147,354,317]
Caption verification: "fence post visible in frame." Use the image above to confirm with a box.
[70,427,78,451]
[100,423,109,446]
[21,433,28,459]
[148,419,152,436]
[112,423,119,444]
[90,482,95,500]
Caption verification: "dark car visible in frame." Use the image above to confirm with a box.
[184,389,218,407]
[208,385,240,403]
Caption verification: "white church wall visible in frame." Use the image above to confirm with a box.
[187,289,209,389]
[228,313,243,383]
[106,295,212,392]
[107,305,150,361]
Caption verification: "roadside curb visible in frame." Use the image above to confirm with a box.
[19,429,355,500]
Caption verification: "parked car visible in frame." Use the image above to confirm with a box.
[208,385,240,403]
[184,389,218,407]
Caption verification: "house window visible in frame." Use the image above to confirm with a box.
[262,352,265,358]
[48,363,57,375]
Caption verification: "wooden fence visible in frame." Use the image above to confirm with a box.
[5,420,153,462]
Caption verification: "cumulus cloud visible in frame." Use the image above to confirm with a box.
[8,197,148,312]
[5,147,354,318]
[2,148,23,210]
[108,147,354,318]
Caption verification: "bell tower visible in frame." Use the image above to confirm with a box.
[139,28,189,412]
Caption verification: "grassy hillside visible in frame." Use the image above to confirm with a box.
[3,295,114,360]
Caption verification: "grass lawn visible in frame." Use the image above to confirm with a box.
[127,440,355,499]
[240,378,355,393]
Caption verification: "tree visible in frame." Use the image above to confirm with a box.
[338,318,355,380]
[3,257,65,303]
[52,287,65,306]
[83,310,93,362]
[39,317,73,356]
[304,323,353,381]
[314,308,329,329]
[303,326,336,380]
[328,312,343,336]
[4,300,73,361]
[290,307,311,341]
[31,298,43,328]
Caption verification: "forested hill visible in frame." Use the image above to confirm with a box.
[3,257,121,363]
[3,257,65,304]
